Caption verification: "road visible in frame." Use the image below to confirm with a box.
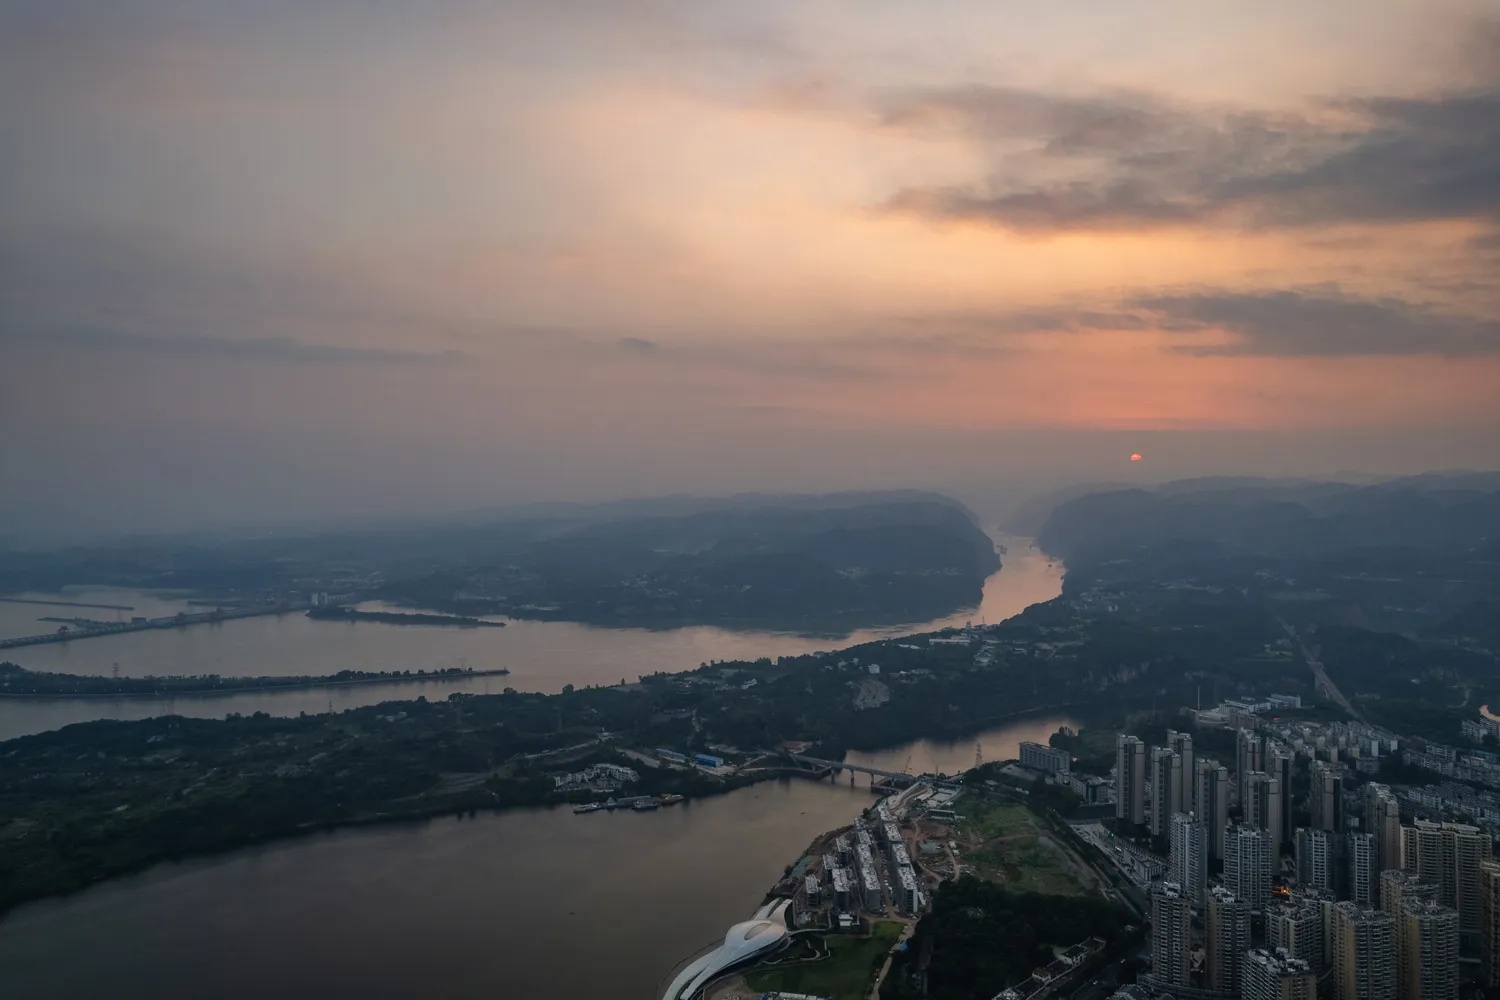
[1280,620,1363,721]
[1074,822,1164,896]
[0,605,288,649]
[1066,957,1132,1000]
[867,920,917,1000]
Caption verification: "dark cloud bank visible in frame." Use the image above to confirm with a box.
[881,83,1500,232]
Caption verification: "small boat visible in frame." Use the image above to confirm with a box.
[573,802,601,814]
[659,793,685,805]
[632,799,660,811]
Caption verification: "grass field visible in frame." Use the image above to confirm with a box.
[744,920,905,1000]
[957,797,1088,896]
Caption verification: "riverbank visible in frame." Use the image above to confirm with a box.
[0,543,1073,920]
[306,607,506,628]
[0,540,1062,735]
[0,663,510,699]
[450,598,989,635]
[0,695,1080,917]
[0,777,879,1000]
[0,749,792,923]
[841,696,1152,771]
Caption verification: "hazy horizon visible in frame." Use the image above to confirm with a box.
[4,2,1499,540]
[6,460,1497,550]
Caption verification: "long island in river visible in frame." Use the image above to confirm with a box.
[304,607,507,628]
[0,662,508,698]
[0,538,1059,741]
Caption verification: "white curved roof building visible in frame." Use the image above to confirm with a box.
[662,898,792,1000]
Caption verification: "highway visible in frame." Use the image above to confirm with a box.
[1280,619,1363,721]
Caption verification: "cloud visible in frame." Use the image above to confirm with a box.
[1237,93,1500,226]
[878,80,1500,232]
[1139,289,1500,357]
[894,308,1156,338]
[887,180,1203,229]
[9,328,463,365]
[609,335,891,382]
[896,287,1500,358]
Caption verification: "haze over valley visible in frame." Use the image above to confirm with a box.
[4,3,1500,999]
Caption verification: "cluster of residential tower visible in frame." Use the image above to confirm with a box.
[810,799,923,923]
[1103,720,1499,1000]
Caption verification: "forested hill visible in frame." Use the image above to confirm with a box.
[1034,473,1500,635]
[1038,474,1500,563]
[381,496,1001,629]
[1,492,1000,632]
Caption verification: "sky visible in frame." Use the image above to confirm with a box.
[2,1,1499,538]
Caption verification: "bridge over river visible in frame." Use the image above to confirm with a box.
[781,753,932,789]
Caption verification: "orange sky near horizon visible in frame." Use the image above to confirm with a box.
[2,1,1498,531]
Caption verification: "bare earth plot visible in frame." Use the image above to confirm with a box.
[955,798,1091,896]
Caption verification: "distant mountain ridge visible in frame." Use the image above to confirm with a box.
[1032,471,1500,634]
[1037,472,1500,562]
[382,495,1001,630]
[2,492,1000,633]
[456,488,986,527]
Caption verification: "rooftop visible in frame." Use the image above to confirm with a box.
[661,899,791,1000]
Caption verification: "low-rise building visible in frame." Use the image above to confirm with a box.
[1019,741,1070,774]
[552,762,639,789]
[1068,773,1112,804]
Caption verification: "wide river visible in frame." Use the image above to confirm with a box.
[0,536,1061,741]
[0,538,1068,998]
[0,714,1077,1000]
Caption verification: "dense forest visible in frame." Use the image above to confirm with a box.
[882,878,1129,1000]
